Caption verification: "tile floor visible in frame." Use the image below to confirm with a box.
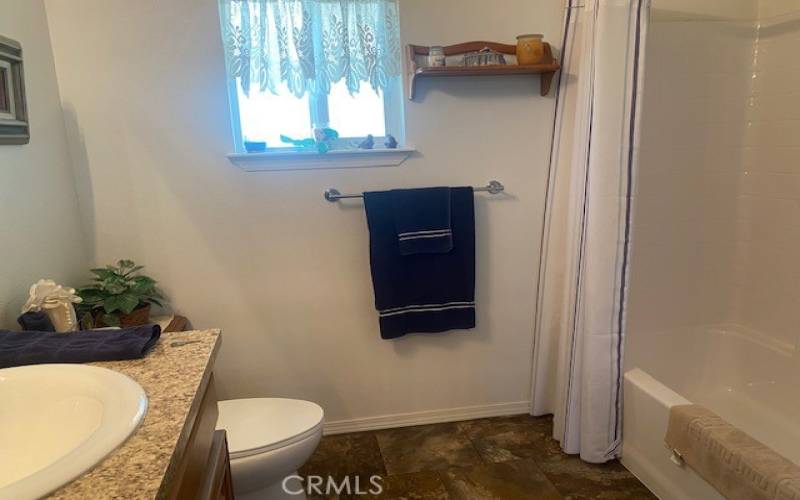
[300,414,656,499]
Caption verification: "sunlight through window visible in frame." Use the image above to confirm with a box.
[237,85,311,148]
[327,82,386,138]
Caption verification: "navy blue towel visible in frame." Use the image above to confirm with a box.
[391,187,453,255]
[364,186,475,339]
[0,324,161,369]
[17,311,55,332]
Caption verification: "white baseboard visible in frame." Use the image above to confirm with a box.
[323,401,532,435]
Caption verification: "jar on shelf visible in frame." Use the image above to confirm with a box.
[464,47,507,66]
[427,46,446,67]
[516,34,545,65]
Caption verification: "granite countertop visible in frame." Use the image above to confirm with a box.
[48,329,222,500]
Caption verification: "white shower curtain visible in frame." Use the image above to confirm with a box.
[531,0,649,463]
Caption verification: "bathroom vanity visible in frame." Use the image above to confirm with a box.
[46,329,232,499]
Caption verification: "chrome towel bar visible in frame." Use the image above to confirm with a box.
[324,180,505,202]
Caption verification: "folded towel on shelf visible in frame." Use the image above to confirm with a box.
[665,404,800,500]
[391,187,453,255]
[364,186,475,339]
[0,324,161,368]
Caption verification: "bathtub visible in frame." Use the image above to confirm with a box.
[621,325,800,500]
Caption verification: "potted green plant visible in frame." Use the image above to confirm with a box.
[76,259,166,328]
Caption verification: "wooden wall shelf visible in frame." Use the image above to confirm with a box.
[407,41,560,100]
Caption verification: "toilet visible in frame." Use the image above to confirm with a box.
[216,398,324,500]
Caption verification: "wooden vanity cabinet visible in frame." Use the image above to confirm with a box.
[167,374,235,499]
[202,431,235,499]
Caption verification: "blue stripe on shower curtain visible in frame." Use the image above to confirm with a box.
[530,0,650,463]
[614,0,648,449]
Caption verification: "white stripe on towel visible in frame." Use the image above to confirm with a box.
[398,231,452,242]
[379,301,475,316]
[380,304,475,317]
[380,301,475,314]
[397,229,452,237]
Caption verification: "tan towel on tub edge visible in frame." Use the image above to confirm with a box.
[665,404,800,500]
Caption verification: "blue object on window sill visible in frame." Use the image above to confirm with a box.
[244,141,267,153]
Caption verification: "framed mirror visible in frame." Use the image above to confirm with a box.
[0,35,29,145]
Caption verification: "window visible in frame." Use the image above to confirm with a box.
[233,76,404,151]
[219,0,405,156]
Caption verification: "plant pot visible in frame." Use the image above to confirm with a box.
[94,303,151,328]
[121,304,151,327]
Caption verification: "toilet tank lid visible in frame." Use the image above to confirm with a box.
[216,398,324,456]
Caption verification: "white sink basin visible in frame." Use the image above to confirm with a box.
[0,364,147,500]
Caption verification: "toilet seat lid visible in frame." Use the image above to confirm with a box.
[217,398,324,458]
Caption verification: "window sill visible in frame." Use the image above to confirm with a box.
[227,147,416,172]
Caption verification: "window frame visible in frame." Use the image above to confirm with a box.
[225,75,406,155]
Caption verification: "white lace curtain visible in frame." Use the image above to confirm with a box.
[218,0,402,98]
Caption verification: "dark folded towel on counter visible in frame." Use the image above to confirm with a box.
[391,187,453,255]
[364,186,476,339]
[17,311,55,332]
[0,324,161,369]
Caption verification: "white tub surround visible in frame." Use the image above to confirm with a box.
[531,0,649,463]
[622,326,800,500]
[622,368,722,500]
[624,3,800,496]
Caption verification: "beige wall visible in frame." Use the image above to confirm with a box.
[44,0,563,424]
[0,0,87,328]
